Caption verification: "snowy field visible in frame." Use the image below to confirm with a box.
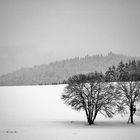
[0,85,140,140]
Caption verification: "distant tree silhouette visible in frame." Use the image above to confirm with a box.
[105,60,140,82]
[105,65,118,82]
[61,72,117,125]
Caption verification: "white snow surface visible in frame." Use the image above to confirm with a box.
[0,85,140,140]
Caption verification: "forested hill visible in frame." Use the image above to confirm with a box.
[0,52,139,86]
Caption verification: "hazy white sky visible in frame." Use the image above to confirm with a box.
[0,0,140,75]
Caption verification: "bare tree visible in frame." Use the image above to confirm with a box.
[116,81,140,124]
[61,72,117,125]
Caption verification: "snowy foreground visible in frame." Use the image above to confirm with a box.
[0,85,140,140]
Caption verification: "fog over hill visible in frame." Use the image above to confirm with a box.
[0,52,139,86]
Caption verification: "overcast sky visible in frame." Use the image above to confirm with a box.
[0,0,140,75]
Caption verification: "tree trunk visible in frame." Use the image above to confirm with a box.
[128,105,134,124]
[92,111,98,124]
[85,109,90,125]
[130,108,134,124]
[87,112,94,125]
[88,119,94,125]
[130,114,134,124]
[85,109,94,125]
[85,107,98,125]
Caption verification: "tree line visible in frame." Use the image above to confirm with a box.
[1,52,138,86]
[61,60,140,125]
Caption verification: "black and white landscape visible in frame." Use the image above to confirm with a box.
[1,0,140,140]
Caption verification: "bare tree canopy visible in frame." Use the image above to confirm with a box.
[116,81,140,124]
[61,72,118,125]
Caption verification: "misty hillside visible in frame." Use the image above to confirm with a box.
[0,52,139,86]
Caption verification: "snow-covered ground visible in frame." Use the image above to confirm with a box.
[0,85,140,140]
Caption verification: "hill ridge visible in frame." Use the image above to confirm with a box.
[0,52,139,86]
